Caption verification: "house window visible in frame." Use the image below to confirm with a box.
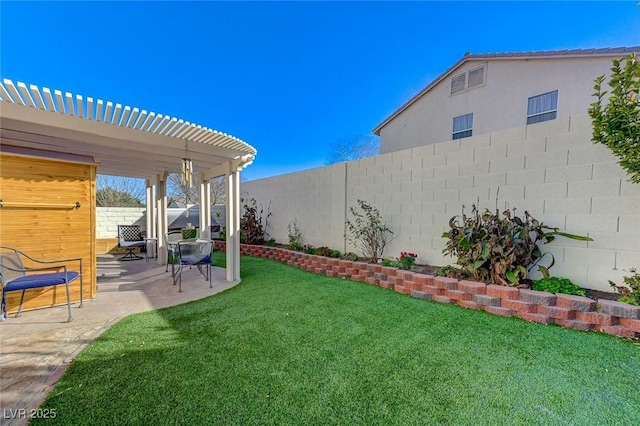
[452,113,473,140]
[527,90,558,125]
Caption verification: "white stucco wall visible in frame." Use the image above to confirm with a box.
[243,114,640,292]
[379,56,618,154]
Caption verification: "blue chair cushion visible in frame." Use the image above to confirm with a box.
[180,255,211,265]
[120,241,146,248]
[4,271,80,291]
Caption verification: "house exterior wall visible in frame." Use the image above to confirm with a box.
[0,152,97,312]
[379,57,616,154]
[243,114,640,292]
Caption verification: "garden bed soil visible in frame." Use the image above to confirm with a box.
[583,288,620,302]
[411,264,620,302]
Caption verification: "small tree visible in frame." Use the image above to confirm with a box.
[588,52,640,183]
[167,174,226,206]
[96,175,145,206]
[287,219,304,250]
[240,198,272,245]
[345,199,394,263]
[325,135,379,165]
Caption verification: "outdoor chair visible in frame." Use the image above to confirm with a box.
[0,246,83,322]
[118,224,146,261]
[173,239,214,292]
[165,230,184,275]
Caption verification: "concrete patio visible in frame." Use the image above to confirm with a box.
[0,255,236,426]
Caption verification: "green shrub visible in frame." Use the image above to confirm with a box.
[532,277,586,297]
[382,252,418,270]
[328,249,342,258]
[442,203,592,286]
[345,199,394,263]
[287,219,304,251]
[589,53,640,184]
[609,268,640,306]
[342,252,358,261]
[315,246,332,257]
[381,258,394,267]
[397,252,417,270]
[299,245,341,258]
[435,265,468,279]
[266,238,276,247]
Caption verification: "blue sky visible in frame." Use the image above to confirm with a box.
[1,1,638,181]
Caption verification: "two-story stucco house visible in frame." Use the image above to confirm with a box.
[373,47,640,154]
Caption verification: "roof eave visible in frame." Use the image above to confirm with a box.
[372,55,469,135]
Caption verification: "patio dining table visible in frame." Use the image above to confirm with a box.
[166,237,213,278]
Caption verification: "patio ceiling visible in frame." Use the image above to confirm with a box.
[0,78,256,180]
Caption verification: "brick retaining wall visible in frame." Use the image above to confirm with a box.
[215,241,640,339]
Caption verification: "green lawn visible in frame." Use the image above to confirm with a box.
[35,253,639,425]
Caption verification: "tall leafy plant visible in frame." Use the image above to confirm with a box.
[442,204,592,286]
[345,199,394,263]
[240,198,272,245]
[588,52,640,183]
[287,219,304,250]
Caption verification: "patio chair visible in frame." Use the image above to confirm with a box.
[118,225,146,261]
[0,246,83,322]
[165,230,183,275]
[173,239,214,292]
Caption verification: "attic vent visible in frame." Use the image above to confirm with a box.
[450,63,487,95]
[468,66,485,88]
[451,73,466,94]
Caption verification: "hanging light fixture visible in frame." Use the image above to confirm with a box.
[181,141,193,188]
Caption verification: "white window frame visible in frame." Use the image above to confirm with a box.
[526,90,558,125]
[452,113,473,140]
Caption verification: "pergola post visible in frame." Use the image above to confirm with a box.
[225,163,241,283]
[156,171,168,265]
[145,179,157,259]
[199,172,211,239]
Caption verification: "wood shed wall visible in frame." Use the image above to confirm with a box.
[0,150,96,313]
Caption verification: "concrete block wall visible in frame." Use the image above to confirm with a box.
[96,207,146,238]
[96,206,228,239]
[242,163,348,251]
[242,114,640,292]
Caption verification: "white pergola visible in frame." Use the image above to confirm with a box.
[0,78,256,283]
